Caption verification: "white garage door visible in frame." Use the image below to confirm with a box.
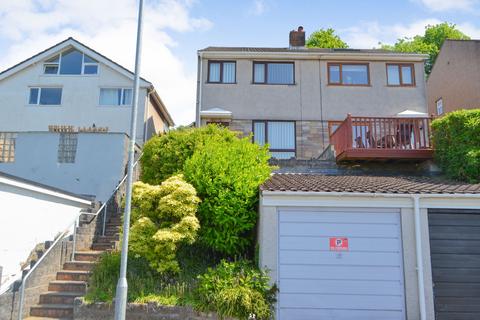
[278,208,406,320]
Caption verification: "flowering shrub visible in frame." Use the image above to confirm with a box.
[129,175,200,274]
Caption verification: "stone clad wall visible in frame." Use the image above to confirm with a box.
[74,300,234,320]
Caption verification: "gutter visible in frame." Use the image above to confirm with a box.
[199,51,429,61]
[262,190,480,320]
[196,52,203,127]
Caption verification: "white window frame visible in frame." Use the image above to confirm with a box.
[436,98,443,115]
[43,50,99,75]
[99,88,133,106]
[28,87,63,106]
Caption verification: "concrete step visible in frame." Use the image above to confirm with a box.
[74,251,103,262]
[25,317,71,320]
[39,291,84,305]
[91,242,115,251]
[48,280,86,293]
[30,304,73,318]
[56,270,91,282]
[95,234,119,242]
[63,261,95,271]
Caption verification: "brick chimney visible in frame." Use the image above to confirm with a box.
[289,26,305,48]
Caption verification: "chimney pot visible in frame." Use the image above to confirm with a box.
[289,26,305,48]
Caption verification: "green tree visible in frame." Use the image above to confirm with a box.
[129,175,201,274]
[382,22,470,74]
[431,109,480,183]
[183,135,272,256]
[140,125,238,184]
[306,28,348,49]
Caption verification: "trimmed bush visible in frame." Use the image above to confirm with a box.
[183,136,272,256]
[140,125,238,184]
[129,175,201,274]
[431,109,480,182]
[194,260,277,320]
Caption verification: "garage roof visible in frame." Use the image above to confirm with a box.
[261,174,480,194]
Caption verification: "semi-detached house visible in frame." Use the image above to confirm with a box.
[196,27,428,160]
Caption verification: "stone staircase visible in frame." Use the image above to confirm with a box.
[24,215,122,320]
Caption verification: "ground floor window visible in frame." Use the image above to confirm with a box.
[0,132,16,163]
[253,121,295,159]
[58,133,78,163]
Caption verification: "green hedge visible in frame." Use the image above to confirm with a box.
[431,109,480,182]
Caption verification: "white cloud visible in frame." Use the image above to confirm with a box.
[250,0,267,16]
[340,18,480,49]
[413,0,477,11]
[0,0,212,126]
[340,18,442,48]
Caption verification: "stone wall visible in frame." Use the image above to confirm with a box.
[296,120,329,159]
[74,300,234,320]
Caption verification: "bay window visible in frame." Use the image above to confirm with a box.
[253,121,296,159]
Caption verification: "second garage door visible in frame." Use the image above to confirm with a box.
[278,208,406,320]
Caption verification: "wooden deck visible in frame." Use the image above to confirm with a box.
[330,114,434,162]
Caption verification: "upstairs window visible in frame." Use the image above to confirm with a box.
[58,133,78,163]
[436,98,443,115]
[0,132,16,163]
[253,62,294,84]
[253,121,296,159]
[43,49,98,75]
[99,88,133,106]
[328,63,369,86]
[387,63,415,86]
[208,61,236,83]
[29,87,62,105]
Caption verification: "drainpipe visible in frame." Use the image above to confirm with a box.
[413,195,426,320]
[195,52,203,127]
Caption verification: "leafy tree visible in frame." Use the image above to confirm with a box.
[306,28,348,48]
[381,22,470,74]
[431,109,480,182]
[140,125,238,185]
[129,175,201,274]
[183,135,272,256]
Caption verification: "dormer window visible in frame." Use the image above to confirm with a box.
[43,49,98,75]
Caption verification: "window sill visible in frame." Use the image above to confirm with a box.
[40,74,99,77]
[386,84,416,88]
[26,104,62,107]
[327,83,371,87]
[251,83,297,86]
[97,105,132,108]
[205,82,237,84]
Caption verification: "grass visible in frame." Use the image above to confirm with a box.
[84,244,220,306]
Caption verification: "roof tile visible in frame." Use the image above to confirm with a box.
[261,174,480,194]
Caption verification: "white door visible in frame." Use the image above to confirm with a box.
[278,208,406,320]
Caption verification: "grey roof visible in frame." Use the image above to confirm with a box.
[261,173,480,194]
[0,37,151,84]
[199,46,421,55]
[0,170,94,201]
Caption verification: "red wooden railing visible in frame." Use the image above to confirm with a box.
[329,114,433,160]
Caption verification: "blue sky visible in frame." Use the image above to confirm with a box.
[0,0,479,125]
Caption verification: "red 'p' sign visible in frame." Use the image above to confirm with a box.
[329,237,348,251]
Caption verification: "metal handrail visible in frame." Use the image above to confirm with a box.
[16,158,140,319]
[17,213,80,320]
